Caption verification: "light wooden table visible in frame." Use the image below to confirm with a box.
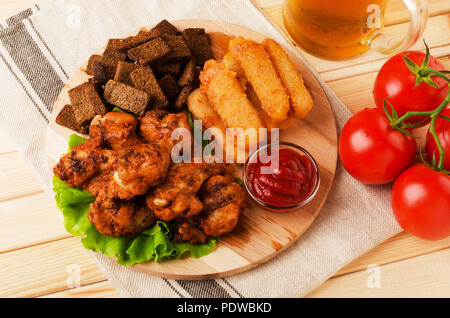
[0,0,449,298]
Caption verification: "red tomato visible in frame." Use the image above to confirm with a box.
[392,164,450,241]
[339,108,417,185]
[425,107,450,170]
[373,51,448,125]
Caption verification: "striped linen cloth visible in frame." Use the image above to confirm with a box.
[0,0,401,297]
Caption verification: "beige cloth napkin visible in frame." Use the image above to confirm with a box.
[0,0,401,297]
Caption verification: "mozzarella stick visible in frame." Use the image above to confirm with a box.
[229,37,290,122]
[262,38,313,119]
[222,53,244,77]
[187,89,227,133]
[222,53,248,91]
[246,84,296,131]
[199,60,264,130]
[187,88,231,160]
[187,88,254,163]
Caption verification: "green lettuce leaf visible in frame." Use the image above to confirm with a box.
[111,106,126,113]
[52,134,217,265]
[67,134,88,151]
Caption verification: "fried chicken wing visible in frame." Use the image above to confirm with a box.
[56,112,170,201]
[139,110,191,152]
[89,112,141,149]
[146,162,226,221]
[110,143,170,200]
[53,137,108,187]
[173,218,208,244]
[83,170,116,198]
[54,112,140,187]
[199,175,246,236]
[88,196,156,237]
[173,175,246,243]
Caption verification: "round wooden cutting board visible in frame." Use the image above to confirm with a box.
[46,20,338,280]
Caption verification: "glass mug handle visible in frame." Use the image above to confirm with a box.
[367,0,428,55]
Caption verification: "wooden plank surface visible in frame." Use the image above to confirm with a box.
[307,249,450,298]
[0,0,449,298]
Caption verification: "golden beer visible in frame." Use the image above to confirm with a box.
[282,0,388,59]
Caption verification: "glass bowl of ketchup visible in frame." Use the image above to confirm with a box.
[243,142,320,212]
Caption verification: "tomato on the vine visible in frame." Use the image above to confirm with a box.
[339,108,417,185]
[392,164,450,241]
[373,51,448,125]
[425,107,450,170]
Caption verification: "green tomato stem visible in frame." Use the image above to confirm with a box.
[429,115,446,170]
[420,67,450,83]
[397,43,450,172]
[388,86,450,172]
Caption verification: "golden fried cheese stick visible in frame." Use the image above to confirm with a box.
[224,51,295,130]
[246,84,296,131]
[229,37,290,122]
[187,88,235,162]
[187,88,227,132]
[199,60,264,130]
[262,38,313,119]
[222,52,247,91]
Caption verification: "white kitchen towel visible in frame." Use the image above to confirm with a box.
[0,0,401,297]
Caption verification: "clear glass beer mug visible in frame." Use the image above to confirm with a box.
[282,0,428,59]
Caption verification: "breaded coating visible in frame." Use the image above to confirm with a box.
[246,85,296,131]
[187,88,226,132]
[199,175,246,237]
[89,196,156,237]
[229,37,290,122]
[222,53,247,91]
[222,53,244,78]
[199,60,264,130]
[187,89,232,161]
[262,38,313,119]
[146,162,226,221]
[187,88,266,163]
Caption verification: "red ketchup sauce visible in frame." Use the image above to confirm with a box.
[247,148,317,208]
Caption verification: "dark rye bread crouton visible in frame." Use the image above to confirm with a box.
[160,35,191,63]
[177,58,196,87]
[152,19,180,36]
[109,20,179,52]
[158,74,179,101]
[102,39,127,64]
[174,83,194,111]
[68,82,107,128]
[155,62,181,76]
[56,104,89,134]
[89,41,127,83]
[130,66,169,109]
[127,37,171,65]
[182,28,213,65]
[104,80,149,116]
[92,59,116,85]
[86,55,102,76]
[114,61,138,86]
[109,30,156,52]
